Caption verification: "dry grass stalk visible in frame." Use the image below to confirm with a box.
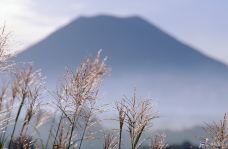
[202,113,228,149]
[0,25,16,147]
[0,109,13,144]
[124,91,158,149]
[0,25,14,72]
[52,113,64,147]
[11,135,39,149]
[151,134,168,149]
[0,82,17,146]
[54,51,108,149]
[45,112,57,149]
[115,99,126,149]
[103,132,118,149]
[0,75,20,147]
[77,102,105,149]
[20,85,44,136]
[8,65,45,148]
[0,83,8,112]
[35,109,51,129]
[0,84,9,143]
[53,122,71,149]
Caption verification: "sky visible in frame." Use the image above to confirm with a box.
[0,0,228,64]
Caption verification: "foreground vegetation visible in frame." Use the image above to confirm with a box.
[0,27,227,149]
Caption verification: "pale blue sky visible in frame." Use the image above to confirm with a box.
[1,0,228,63]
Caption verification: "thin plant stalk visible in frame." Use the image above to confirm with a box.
[78,108,92,149]
[8,66,45,148]
[116,100,126,149]
[46,114,56,149]
[1,95,16,143]
[67,108,82,149]
[55,51,108,149]
[123,90,158,149]
[8,93,26,148]
[203,113,228,149]
[53,112,64,148]
[103,132,118,149]
[68,127,74,148]
[151,134,168,149]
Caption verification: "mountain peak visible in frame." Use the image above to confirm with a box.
[17,15,228,74]
[76,15,145,22]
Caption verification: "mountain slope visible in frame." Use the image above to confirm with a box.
[17,15,228,74]
[16,15,228,130]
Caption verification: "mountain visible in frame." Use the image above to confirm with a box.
[16,15,228,130]
[17,15,228,74]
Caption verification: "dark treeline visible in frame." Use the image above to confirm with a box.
[141,142,199,149]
